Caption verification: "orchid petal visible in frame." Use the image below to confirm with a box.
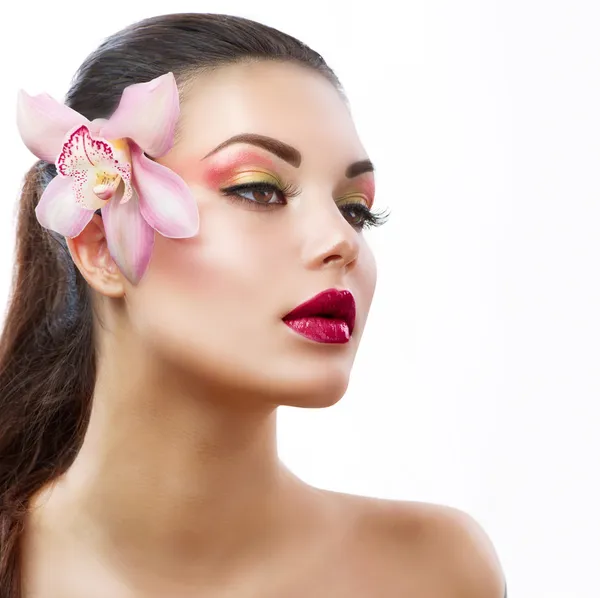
[35,175,94,237]
[130,144,199,238]
[101,188,155,285]
[16,90,89,163]
[99,73,179,159]
[57,125,131,210]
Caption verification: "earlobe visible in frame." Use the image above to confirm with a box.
[65,214,126,298]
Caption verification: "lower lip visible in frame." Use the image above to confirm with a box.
[283,317,351,344]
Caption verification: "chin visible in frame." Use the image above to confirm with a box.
[258,357,354,408]
[276,375,350,408]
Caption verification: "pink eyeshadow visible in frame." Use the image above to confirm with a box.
[178,146,376,206]
[188,149,279,187]
[354,177,376,207]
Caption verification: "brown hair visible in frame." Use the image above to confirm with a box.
[0,13,341,595]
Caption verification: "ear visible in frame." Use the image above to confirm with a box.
[65,213,126,298]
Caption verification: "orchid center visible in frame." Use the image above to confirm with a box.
[56,125,133,211]
[92,138,132,201]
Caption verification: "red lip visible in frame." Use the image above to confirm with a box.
[282,289,356,344]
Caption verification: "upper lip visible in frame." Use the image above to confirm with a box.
[282,288,356,336]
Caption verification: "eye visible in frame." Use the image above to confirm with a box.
[235,183,284,204]
[339,202,390,230]
[221,181,299,207]
[341,203,367,227]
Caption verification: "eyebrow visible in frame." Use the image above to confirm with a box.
[201,133,375,179]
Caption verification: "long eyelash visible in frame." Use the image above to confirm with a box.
[342,203,391,229]
[368,206,391,228]
[275,181,301,198]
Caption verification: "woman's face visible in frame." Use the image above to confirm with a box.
[124,61,378,407]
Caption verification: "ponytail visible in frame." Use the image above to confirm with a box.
[0,161,96,596]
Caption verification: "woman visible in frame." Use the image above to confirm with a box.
[0,12,506,597]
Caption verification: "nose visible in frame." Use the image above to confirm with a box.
[301,202,360,271]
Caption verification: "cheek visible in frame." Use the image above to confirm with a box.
[126,199,299,373]
[136,196,291,316]
[357,242,378,311]
[128,237,267,354]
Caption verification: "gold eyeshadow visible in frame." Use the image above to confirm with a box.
[223,168,283,188]
[220,168,372,210]
[336,193,370,207]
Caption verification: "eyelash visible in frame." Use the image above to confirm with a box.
[220,182,389,230]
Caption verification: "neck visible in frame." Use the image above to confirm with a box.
[27,331,327,589]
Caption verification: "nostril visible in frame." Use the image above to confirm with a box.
[322,254,343,265]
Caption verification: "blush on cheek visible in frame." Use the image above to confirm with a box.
[149,231,247,303]
[145,234,206,289]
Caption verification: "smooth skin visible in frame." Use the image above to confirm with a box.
[21,61,505,597]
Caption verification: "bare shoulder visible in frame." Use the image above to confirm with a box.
[399,500,506,597]
[321,490,506,598]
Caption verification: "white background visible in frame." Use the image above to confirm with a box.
[2,2,599,597]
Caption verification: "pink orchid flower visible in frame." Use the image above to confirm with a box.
[16,72,199,285]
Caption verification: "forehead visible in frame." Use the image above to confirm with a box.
[174,61,367,172]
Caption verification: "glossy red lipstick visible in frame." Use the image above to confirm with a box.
[282,289,356,344]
